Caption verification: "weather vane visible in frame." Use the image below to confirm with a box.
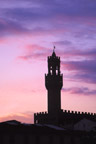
[53,46,56,52]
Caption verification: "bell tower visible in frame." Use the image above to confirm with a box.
[45,48,63,114]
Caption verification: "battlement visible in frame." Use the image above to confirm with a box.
[34,110,96,117]
[61,109,96,116]
[34,109,96,125]
[34,111,48,116]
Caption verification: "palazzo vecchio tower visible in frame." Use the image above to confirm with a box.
[34,48,96,126]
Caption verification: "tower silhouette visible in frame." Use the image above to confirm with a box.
[45,50,63,114]
[34,50,63,125]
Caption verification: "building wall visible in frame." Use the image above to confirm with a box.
[34,110,96,126]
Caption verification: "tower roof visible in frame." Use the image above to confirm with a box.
[52,46,56,58]
[52,51,56,58]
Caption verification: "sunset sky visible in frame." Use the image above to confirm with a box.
[0,0,96,123]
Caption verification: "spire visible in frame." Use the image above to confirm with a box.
[52,46,56,57]
[53,46,55,52]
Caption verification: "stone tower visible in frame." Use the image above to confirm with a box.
[45,50,63,114]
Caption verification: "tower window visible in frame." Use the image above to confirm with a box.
[56,70,58,75]
[50,70,52,75]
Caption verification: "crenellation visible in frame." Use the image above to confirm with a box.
[71,111,74,114]
[37,113,39,116]
[81,112,84,115]
[88,112,90,115]
[85,112,87,115]
[78,111,80,114]
[34,111,48,117]
[64,110,67,113]
[68,110,70,113]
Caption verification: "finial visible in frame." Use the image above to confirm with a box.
[52,46,56,57]
[53,46,55,52]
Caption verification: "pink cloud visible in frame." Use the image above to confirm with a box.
[17,44,51,61]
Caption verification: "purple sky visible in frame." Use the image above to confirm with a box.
[0,0,96,123]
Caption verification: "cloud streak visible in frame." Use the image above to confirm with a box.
[0,18,30,37]
[17,44,96,84]
[18,44,51,61]
[62,87,96,96]
[62,59,96,83]
[62,60,96,73]
[0,0,96,39]
[0,112,34,124]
